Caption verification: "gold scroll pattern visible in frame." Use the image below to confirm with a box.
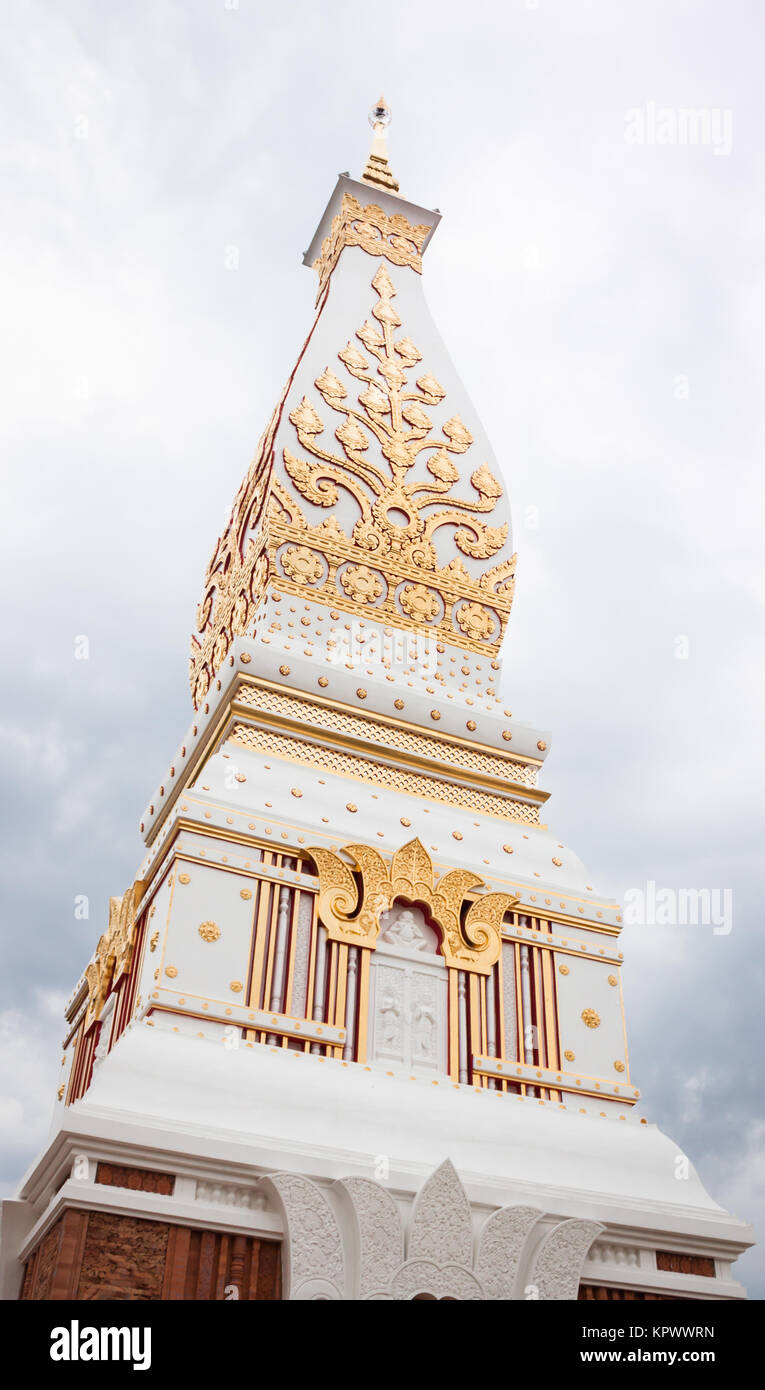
[312,192,431,303]
[84,881,143,1024]
[308,836,518,975]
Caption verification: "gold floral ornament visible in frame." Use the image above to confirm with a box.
[340,564,384,604]
[272,264,516,655]
[280,545,323,585]
[307,836,518,974]
[581,1008,601,1029]
[455,602,497,643]
[198,922,221,942]
[84,881,144,1025]
[399,583,440,623]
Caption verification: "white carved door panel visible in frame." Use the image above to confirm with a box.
[369,906,447,1077]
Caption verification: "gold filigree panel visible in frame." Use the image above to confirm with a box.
[229,723,540,824]
[235,682,539,788]
[308,836,518,974]
[189,405,280,707]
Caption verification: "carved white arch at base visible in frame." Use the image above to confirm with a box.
[408,1158,474,1266]
[263,1173,345,1301]
[336,1176,404,1299]
[476,1204,545,1300]
[389,1259,484,1301]
[530,1218,605,1300]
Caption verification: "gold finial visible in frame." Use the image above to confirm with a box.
[361,96,400,194]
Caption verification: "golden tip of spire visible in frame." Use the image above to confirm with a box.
[368,97,392,131]
[363,97,399,193]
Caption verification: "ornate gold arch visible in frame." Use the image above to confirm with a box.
[307,837,517,975]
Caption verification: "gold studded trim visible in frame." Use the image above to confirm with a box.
[235,682,539,788]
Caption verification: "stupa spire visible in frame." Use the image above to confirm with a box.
[361,95,400,194]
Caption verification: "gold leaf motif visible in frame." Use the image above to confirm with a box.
[315,367,347,406]
[290,397,324,437]
[416,373,446,404]
[471,465,502,499]
[427,449,460,484]
[336,416,370,457]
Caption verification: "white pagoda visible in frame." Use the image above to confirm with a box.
[2,104,752,1302]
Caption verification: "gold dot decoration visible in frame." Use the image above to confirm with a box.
[240,889,253,901]
[581,1008,601,1029]
[356,687,367,699]
[291,787,303,798]
[466,720,477,731]
[537,741,547,751]
[394,698,404,710]
[552,856,562,867]
[149,931,159,952]
[230,981,243,993]
[452,830,463,840]
[165,966,178,979]
[240,652,251,664]
[614,1061,625,1073]
[57,1085,65,1100]
[564,1050,575,1062]
[235,773,246,783]
[400,817,411,827]
[502,844,514,854]
[430,710,441,721]
[198,922,221,942]
[318,676,329,687]
[178,873,190,885]
[502,730,512,741]
[558,964,569,975]
[279,665,290,675]
[346,802,358,813]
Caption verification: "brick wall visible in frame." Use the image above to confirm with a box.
[20,1209,281,1301]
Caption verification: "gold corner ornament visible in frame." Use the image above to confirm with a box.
[313,193,428,303]
[84,881,144,1024]
[307,836,518,974]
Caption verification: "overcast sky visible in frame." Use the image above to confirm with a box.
[2,0,763,1296]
